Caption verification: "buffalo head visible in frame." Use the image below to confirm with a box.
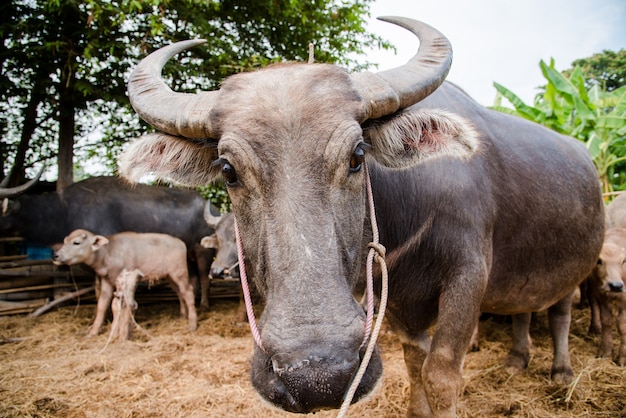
[119,17,478,413]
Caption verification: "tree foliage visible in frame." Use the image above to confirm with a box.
[492,55,626,194]
[563,49,626,93]
[1,0,389,189]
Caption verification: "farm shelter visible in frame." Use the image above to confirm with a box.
[0,298,624,417]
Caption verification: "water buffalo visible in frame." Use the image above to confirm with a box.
[201,208,250,323]
[0,176,217,308]
[117,17,604,417]
[53,229,198,336]
[202,208,239,279]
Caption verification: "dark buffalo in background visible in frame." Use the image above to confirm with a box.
[0,176,217,308]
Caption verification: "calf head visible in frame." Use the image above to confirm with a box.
[119,17,478,413]
[53,229,108,266]
[592,242,626,293]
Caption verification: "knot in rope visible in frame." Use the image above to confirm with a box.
[367,242,386,262]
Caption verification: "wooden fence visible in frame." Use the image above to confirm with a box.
[0,237,240,316]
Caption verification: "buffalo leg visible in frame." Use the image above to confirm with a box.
[504,313,532,372]
[88,278,114,337]
[194,245,213,309]
[548,292,574,384]
[419,282,483,417]
[402,332,433,417]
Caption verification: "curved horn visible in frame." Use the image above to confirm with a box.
[0,174,10,188]
[352,17,453,121]
[203,202,223,229]
[0,167,44,199]
[128,39,219,139]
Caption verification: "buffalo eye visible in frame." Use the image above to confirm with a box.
[221,161,238,186]
[349,145,366,173]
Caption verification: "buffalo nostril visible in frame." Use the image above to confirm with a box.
[609,281,624,292]
[271,354,312,376]
[210,267,225,278]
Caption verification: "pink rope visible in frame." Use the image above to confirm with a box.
[361,163,378,348]
[234,217,265,353]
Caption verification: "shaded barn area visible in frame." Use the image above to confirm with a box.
[0,298,624,417]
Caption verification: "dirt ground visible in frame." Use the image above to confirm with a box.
[0,297,624,418]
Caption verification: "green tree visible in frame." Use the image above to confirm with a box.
[1,0,389,189]
[563,49,626,93]
[492,58,626,194]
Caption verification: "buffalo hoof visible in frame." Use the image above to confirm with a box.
[596,343,613,359]
[503,351,529,374]
[551,369,573,385]
[588,325,601,336]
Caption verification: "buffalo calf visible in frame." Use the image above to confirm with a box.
[53,229,198,336]
[587,227,626,365]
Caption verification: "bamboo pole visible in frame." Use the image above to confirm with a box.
[29,286,95,318]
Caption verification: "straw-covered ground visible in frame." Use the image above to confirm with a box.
[0,297,624,417]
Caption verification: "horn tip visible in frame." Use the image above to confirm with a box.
[377,16,410,24]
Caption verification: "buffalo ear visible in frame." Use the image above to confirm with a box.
[91,235,109,251]
[201,235,219,249]
[363,108,480,169]
[118,132,220,187]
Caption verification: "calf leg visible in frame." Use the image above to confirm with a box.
[504,313,532,373]
[88,278,114,337]
[596,292,614,359]
[468,322,480,352]
[548,292,574,384]
[587,283,602,335]
[617,297,626,366]
[170,274,198,331]
[167,281,189,318]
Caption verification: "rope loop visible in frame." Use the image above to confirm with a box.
[367,242,386,261]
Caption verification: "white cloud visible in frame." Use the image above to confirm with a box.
[361,0,626,105]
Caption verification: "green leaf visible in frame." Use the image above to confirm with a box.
[493,82,542,121]
[540,59,579,103]
[597,115,626,130]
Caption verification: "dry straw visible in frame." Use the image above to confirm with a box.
[0,298,624,417]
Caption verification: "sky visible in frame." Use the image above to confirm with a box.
[360,0,626,106]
